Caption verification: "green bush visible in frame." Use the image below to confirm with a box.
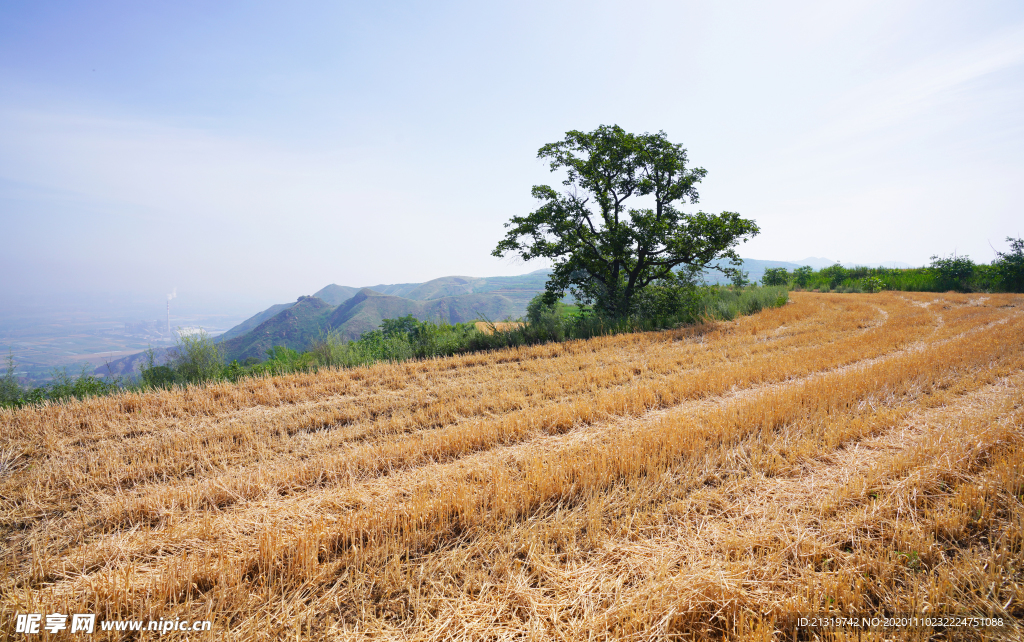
[139,348,179,389]
[929,254,976,292]
[708,297,737,321]
[753,253,1020,294]
[793,266,814,288]
[633,276,705,324]
[994,237,1024,292]
[524,295,568,342]
[1,353,21,408]
[730,270,751,287]
[171,330,223,384]
[860,276,884,293]
[309,330,351,369]
[762,267,790,287]
[820,263,848,289]
[45,367,119,402]
[1,353,122,409]
[247,346,317,376]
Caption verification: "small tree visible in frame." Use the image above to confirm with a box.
[994,236,1024,292]
[310,330,345,368]
[526,293,563,324]
[171,330,222,384]
[139,347,178,388]
[929,253,975,292]
[380,315,423,340]
[820,263,848,289]
[860,276,884,293]
[493,125,759,319]
[1,351,22,408]
[730,270,750,288]
[632,267,706,321]
[793,266,814,288]
[43,365,118,402]
[762,267,790,287]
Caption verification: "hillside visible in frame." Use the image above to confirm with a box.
[95,347,171,377]
[214,270,552,350]
[215,302,297,342]
[215,286,359,345]
[362,270,551,302]
[101,275,542,373]
[398,276,485,300]
[7,292,1023,639]
[326,288,524,342]
[311,284,361,306]
[217,296,334,362]
[701,258,810,284]
[213,288,526,362]
[208,271,552,363]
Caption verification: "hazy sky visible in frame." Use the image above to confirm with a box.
[2,0,1022,313]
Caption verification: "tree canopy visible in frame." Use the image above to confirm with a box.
[929,253,976,292]
[493,125,760,317]
[762,267,790,287]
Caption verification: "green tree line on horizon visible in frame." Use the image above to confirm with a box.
[759,237,1024,294]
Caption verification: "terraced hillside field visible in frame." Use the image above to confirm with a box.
[2,292,1023,640]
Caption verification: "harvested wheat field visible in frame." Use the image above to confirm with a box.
[475,322,527,335]
[2,292,1024,640]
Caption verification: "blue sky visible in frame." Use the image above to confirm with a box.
[2,0,1022,313]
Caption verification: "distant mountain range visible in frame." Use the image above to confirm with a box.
[97,258,916,376]
[216,272,552,360]
[701,258,803,284]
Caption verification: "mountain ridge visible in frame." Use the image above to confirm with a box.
[216,296,334,362]
[214,272,551,348]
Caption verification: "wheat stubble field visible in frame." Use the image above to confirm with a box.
[2,292,1023,640]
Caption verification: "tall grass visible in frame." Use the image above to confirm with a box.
[695,285,789,320]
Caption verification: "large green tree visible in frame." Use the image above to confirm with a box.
[929,253,976,292]
[493,125,760,318]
